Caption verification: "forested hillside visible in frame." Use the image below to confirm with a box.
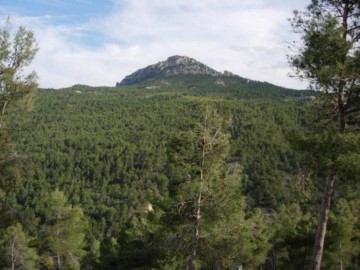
[0,74,357,269]
[2,0,360,268]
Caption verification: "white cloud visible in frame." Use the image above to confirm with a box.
[7,0,309,89]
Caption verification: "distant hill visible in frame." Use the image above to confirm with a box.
[116,55,238,86]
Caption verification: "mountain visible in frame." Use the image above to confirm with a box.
[115,55,310,99]
[116,55,235,86]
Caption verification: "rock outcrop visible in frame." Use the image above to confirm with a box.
[117,55,224,86]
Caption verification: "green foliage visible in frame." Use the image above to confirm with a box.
[0,19,38,120]
[291,14,350,87]
[267,204,317,269]
[4,74,352,269]
[4,11,360,270]
[324,198,360,269]
[0,19,38,221]
[0,223,38,270]
[289,1,360,268]
[289,0,360,130]
[162,106,272,269]
[40,189,88,270]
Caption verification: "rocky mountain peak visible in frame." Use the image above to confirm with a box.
[117,55,225,86]
[166,55,195,65]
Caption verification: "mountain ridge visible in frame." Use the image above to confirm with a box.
[116,55,237,86]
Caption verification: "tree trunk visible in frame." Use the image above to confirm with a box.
[1,100,8,116]
[11,238,16,270]
[10,235,18,270]
[310,169,336,270]
[189,135,206,270]
[337,81,347,132]
[189,182,202,270]
[57,254,62,270]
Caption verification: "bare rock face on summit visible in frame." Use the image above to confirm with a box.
[117,56,222,86]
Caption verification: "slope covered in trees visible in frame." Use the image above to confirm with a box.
[1,0,360,266]
[1,74,357,269]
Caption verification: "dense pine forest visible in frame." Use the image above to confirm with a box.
[0,76,358,269]
[1,0,360,269]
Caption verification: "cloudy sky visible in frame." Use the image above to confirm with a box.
[1,0,310,89]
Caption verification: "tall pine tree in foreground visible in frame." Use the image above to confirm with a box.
[289,0,360,269]
[0,19,38,224]
[163,106,271,269]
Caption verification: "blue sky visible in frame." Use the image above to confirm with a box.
[1,0,113,24]
[1,0,310,89]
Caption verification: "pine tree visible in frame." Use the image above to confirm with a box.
[164,106,271,269]
[40,189,88,270]
[289,1,360,268]
[0,223,38,270]
[0,19,38,216]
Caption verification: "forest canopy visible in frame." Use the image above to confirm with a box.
[0,4,359,268]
